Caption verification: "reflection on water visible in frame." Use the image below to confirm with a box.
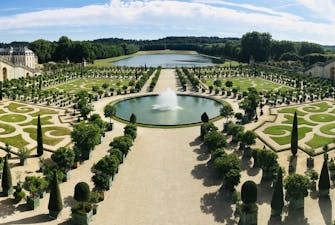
[112,53,215,67]
[114,95,223,125]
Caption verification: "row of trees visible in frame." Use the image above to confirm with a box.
[5,32,329,66]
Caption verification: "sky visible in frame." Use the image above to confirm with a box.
[0,0,335,45]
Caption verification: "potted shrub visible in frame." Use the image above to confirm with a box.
[23,176,48,209]
[328,159,335,181]
[239,181,258,225]
[13,182,26,203]
[307,169,318,191]
[271,167,284,217]
[18,147,32,166]
[71,182,93,225]
[48,172,63,219]
[306,149,315,168]
[51,147,75,181]
[284,174,309,210]
[2,157,13,196]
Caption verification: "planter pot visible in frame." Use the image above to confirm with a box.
[289,197,304,210]
[319,189,329,197]
[71,209,93,225]
[271,208,282,217]
[239,210,257,225]
[73,161,80,169]
[3,187,13,196]
[82,150,92,160]
[49,210,61,219]
[306,157,314,168]
[20,158,27,166]
[39,191,46,198]
[93,205,98,215]
[27,196,40,210]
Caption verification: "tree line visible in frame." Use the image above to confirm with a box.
[1,32,333,66]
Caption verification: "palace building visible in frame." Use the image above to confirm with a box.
[0,46,40,81]
[304,58,335,81]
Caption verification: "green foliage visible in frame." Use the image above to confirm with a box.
[104,104,116,123]
[89,113,107,133]
[48,172,63,212]
[2,157,12,192]
[318,159,330,191]
[204,131,227,152]
[93,155,120,176]
[23,176,48,198]
[74,182,90,202]
[241,131,257,146]
[13,183,26,203]
[109,135,133,156]
[241,180,257,204]
[71,122,101,154]
[240,31,272,62]
[51,147,75,172]
[252,148,278,171]
[220,104,234,121]
[200,122,218,139]
[211,148,226,161]
[291,111,298,156]
[284,174,309,200]
[110,148,124,163]
[17,147,32,160]
[214,152,241,189]
[129,113,137,123]
[201,112,209,123]
[271,167,284,212]
[124,124,137,140]
[37,114,43,156]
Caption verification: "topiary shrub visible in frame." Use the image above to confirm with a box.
[2,156,13,196]
[48,172,63,218]
[241,180,257,205]
[74,182,90,203]
[201,112,209,123]
[129,113,137,123]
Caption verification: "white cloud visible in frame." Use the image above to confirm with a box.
[296,0,335,22]
[0,0,334,44]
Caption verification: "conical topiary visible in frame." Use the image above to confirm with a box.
[37,114,44,156]
[271,167,284,216]
[2,156,13,196]
[318,159,330,197]
[48,171,63,218]
[290,111,298,156]
[201,112,209,123]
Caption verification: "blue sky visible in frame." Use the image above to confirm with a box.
[1,0,334,45]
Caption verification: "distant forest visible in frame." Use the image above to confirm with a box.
[1,32,334,67]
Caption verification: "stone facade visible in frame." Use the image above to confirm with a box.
[304,59,335,80]
[0,60,39,81]
[0,46,38,69]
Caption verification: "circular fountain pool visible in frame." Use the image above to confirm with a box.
[113,90,224,126]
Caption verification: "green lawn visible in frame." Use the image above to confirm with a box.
[45,78,130,94]
[6,103,34,113]
[20,116,53,126]
[264,125,312,145]
[320,123,335,135]
[302,102,331,113]
[24,126,71,146]
[0,123,16,135]
[282,114,317,126]
[309,114,335,123]
[0,114,27,123]
[204,77,292,92]
[277,107,306,116]
[0,134,29,149]
[30,108,58,117]
[306,134,334,149]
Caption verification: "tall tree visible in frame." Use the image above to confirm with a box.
[290,112,298,156]
[271,167,284,216]
[104,104,116,124]
[48,172,63,218]
[318,159,330,196]
[37,114,43,156]
[2,157,13,196]
[240,31,272,62]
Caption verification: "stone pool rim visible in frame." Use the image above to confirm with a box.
[110,93,225,128]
